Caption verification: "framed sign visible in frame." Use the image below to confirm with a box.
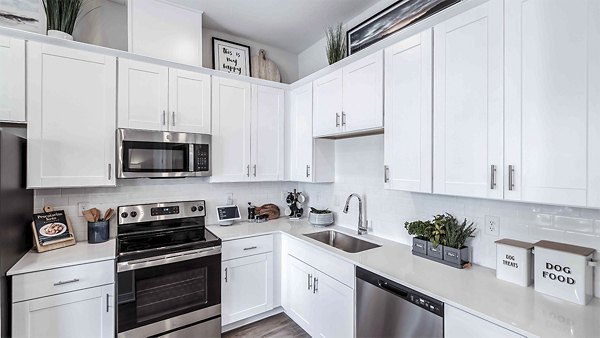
[212,37,251,76]
[0,0,46,34]
[347,0,460,55]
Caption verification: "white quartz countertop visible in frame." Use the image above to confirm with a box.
[208,219,600,338]
[7,239,116,276]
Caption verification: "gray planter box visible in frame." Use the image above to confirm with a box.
[412,238,428,255]
[443,246,469,265]
[427,241,443,259]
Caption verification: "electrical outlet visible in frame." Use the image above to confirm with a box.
[77,202,89,217]
[485,215,500,237]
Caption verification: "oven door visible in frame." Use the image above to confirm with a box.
[117,247,221,337]
[118,129,195,178]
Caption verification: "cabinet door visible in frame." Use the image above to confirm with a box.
[222,253,274,325]
[118,58,168,131]
[342,51,383,133]
[27,43,116,188]
[313,69,343,137]
[285,256,317,336]
[314,271,353,338]
[433,0,504,199]
[505,0,600,207]
[290,83,314,182]
[13,284,114,338]
[168,68,211,134]
[0,34,25,122]
[251,85,284,181]
[211,77,252,182]
[444,305,524,338]
[384,29,433,193]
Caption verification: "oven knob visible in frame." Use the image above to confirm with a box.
[197,205,204,212]
[121,212,128,218]
[130,211,138,217]
[191,206,197,212]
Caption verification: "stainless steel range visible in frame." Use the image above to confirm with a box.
[116,200,222,338]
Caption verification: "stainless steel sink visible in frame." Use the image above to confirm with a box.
[304,230,381,253]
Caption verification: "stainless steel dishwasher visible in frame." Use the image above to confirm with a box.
[356,267,444,338]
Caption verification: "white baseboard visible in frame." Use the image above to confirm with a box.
[221,307,285,333]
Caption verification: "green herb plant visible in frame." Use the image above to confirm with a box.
[325,23,346,65]
[310,207,332,214]
[405,213,476,248]
[43,0,97,35]
[403,220,432,240]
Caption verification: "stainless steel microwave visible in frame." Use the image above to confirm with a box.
[117,129,211,178]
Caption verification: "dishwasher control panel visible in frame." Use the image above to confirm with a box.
[409,294,444,316]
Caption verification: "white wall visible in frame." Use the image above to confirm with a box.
[299,135,600,297]
[203,28,299,83]
[298,0,397,78]
[35,180,296,241]
[73,0,128,51]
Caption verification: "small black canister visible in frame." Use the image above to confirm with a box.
[88,221,109,244]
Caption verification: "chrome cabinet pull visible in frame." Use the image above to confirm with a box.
[306,165,311,178]
[172,111,176,126]
[342,112,346,126]
[243,246,257,251]
[336,113,340,127]
[108,163,112,180]
[54,278,80,286]
[508,165,515,191]
[224,267,228,283]
[247,165,250,177]
[253,165,257,177]
[162,110,166,125]
[384,165,390,183]
[313,277,318,294]
[308,274,312,290]
[106,294,109,313]
[490,164,497,189]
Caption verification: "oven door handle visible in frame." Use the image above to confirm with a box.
[117,246,221,272]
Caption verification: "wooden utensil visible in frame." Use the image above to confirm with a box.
[103,208,114,221]
[83,209,96,223]
[91,208,100,222]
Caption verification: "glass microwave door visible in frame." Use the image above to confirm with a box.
[122,141,189,173]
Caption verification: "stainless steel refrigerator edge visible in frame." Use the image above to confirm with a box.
[0,130,33,338]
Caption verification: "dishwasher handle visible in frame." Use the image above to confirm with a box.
[378,280,409,299]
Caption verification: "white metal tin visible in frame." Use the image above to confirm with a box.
[495,239,534,287]
[533,240,596,305]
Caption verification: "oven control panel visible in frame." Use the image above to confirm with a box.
[118,200,206,225]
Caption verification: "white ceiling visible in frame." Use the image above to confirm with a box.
[165,0,381,53]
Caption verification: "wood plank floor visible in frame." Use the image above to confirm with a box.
[222,313,310,338]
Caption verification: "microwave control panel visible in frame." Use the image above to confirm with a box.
[194,144,210,172]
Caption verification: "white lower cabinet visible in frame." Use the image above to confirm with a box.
[12,260,115,338]
[221,236,275,326]
[283,237,354,338]
[444,305,524,338]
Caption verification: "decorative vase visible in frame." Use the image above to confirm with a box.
[47,30,73,41]
[308,211,334,226]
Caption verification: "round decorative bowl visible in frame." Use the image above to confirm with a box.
[308,211,334,226]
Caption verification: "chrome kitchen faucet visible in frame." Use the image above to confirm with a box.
[343,193,368,235]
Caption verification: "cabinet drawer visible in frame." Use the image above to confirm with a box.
[288,236,354,288]
[12,260,115,303]
[222,235,273,261]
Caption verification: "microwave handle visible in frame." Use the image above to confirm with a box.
[189,144,195,172]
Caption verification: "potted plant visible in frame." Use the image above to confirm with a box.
[426,214,447,259]
[443,214,476,265]
[43,0,95,40]
[325,23,346,65]
[404,219,432,255]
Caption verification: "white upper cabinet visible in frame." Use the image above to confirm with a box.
[384,29,433,193]
[251,85,284,181]
[118,58,168,131]
[168,68,211,134]
[118,59,211,133]
[342,50,383,133]
[0,34,25,123]
[313,51,384,137]
[27,42,116,188]
[313,69,343,137]
[433,0,504,199]
[505,0,600,207]
[290,83,314,182]
[211,77,252,182]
